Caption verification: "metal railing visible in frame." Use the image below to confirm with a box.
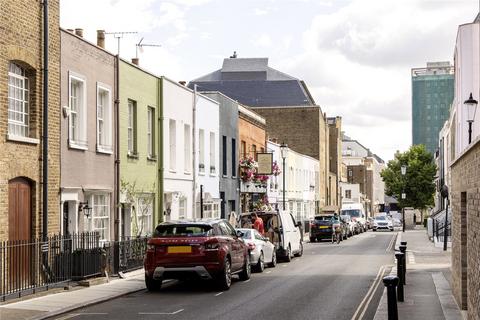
[104,236,148,274]
[432,210,451,244]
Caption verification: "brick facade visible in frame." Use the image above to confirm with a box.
[0,1,60,240]
[451,139,480,319]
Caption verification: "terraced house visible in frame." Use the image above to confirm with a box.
[119,59,161,238]
[0,0,61,241]
[59,29,116,241]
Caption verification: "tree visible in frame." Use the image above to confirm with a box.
[380,145,436,210]
[120,179,156,237]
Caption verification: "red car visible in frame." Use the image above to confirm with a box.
[144,219,251,291]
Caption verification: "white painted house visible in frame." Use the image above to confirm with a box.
[195,94,221,218]
[162,77,194,221]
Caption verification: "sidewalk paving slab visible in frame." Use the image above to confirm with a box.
[0,269,146,320]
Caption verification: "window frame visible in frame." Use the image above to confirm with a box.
[184,123,191,174]
[85,193,110,244]
[7,62,31,140]
[147,106,156,159]
[127,99,138,157]
[169,119,176,171]
[68,72,88,150]
[209,132,216,175]
[222,135,227,177]
[96,83,113,154]
[231,138,237,177]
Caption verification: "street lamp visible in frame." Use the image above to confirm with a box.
[464,93,478,144]
[280,142,288,211]
[401,165,407,232]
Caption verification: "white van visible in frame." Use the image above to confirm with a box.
[239,210,303,262]
[341,203,367,232]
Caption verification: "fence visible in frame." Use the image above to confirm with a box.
[104,237,148,274]
[432,209,451,245]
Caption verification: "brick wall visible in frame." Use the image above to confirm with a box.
[0,1,61,240]
[451,139,480,319]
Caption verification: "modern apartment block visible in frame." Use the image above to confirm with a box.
[412,61,454,154]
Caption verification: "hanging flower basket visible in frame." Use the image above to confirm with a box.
[239,156,258,182]
[272,161,281,176]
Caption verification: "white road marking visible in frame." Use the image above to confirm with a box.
[408,251,416,264]
[351,265,387,320]
[265,271,271,274]
[214,292,224,296]
[139,309,184,315]
[282,264,287,267]
[243,279,251,283]
[58,314,109,319]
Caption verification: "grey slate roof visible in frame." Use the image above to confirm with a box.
[189,57,315,107]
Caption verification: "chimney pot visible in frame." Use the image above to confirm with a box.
[131,58,139,66]
[97,30,105,49]
[179,81,186,86]
[75,28,84,37]
[67,29,74,33]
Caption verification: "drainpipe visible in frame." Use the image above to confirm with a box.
[158,78,164,224]
[192,85,197,218]
[42,0,49,241]
[114,55,120,241]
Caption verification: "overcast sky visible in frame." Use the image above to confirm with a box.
[61,0,478,161]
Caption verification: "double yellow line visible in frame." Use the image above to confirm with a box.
[351,265,388,320]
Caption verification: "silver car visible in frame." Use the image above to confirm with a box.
[237,228,276,272]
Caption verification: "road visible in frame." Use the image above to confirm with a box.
[52,231,396,320]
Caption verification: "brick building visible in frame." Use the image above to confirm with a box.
[0,1,60,241]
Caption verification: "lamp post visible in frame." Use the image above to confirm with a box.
[464,93,478,144]
[280,142,288,211]
[401,165,407,233]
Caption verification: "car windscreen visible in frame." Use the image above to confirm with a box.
[341,209,361,217]
[153,224,213,237]
[340,215,350,221]
[375,216,387,221]
[238,229,252,239]
[314,215,333,221]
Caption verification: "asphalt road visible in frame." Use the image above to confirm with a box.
[52,231,396,320]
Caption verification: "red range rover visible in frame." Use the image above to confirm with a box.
[144,219,251,291]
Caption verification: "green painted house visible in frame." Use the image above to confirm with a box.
[119,59,163,237]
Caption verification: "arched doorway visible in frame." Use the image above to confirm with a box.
[8,177,32,241]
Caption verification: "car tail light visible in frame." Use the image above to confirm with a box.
[204,240,219,250]
[247,243,256,251]
[147,244,156,251]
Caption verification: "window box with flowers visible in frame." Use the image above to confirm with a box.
[239,156,258,182]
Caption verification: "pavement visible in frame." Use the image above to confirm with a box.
[0,231,397,320]
[0,269,146,320]
[373,226,463,320]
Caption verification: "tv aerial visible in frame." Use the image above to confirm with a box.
[136,37,162,58]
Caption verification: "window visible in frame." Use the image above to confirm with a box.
[169,119,176,170]
[199,129,205,173]
[241,140,246,158]
[97,85,112,153]
[8,63,30,138]
[345,190,351,199]
[184,124,191,173]
[127,100,137,155]
[147,107,155,158]
[136,195,153,236]
[69,73,87,148]
[210,132,216,174]
[232,138,236,177]
[252,144,257,158]
[222,135,227,176]
[179,198,186,219]
[86,194,110,243]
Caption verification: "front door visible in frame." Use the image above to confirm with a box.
[63,202,70,235]
[8,177,32,289]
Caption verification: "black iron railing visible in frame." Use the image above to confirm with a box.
[104,237,148,274]
[432,210,451,244]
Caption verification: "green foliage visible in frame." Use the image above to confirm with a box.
[380,145,436,210]
[120,179,156,237]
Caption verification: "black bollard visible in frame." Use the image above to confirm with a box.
[399,244,407,285]
[383,275,399,320]
[400,241,407,247]
[395,252,405,302]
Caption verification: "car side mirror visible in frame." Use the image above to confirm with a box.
[236,230,244,238]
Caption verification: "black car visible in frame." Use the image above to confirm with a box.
[310,214,349,242]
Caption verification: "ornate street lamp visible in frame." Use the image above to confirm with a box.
[79,201,93,219]
[464,93,478,144]
[401,165,407,232]
[280,142,288,211]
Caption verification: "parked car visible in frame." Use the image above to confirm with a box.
[237,228,276,272]
[144,219,251,291]
[372,215,394,232]
[367,217,374,230]
[239,210,303,262]
[392,218,402,228]
[310,214,342,242]
[341,203,367,232]
[341,214,357,237]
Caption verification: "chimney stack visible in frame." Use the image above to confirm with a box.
[131,58,139,66]
[67,29,74,33]
[97,30,105,49]
[179,81,186,86]
[74,28,84,37]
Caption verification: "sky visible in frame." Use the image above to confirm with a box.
[61,0,479,161]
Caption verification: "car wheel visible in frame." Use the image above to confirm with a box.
[145,275,162,292]
[285,244,292,262]
[310,237,316,243]
[254,252,265,273]
[373,229,377,232]
[269,250,277,268]
[239,255,251,281]
[294,241,303,257]
[216,257,232,290]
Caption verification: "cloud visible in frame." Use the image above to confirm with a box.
[254,8,269,16]
[278,0,476,160]
[252,33,273,48]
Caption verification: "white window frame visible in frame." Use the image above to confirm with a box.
[184,124,191,174]
[209,132,216,175]
[199,129,205,173]
[85,193,110,243]
[96,83,112,154]
[8,63,31,139]
[136,195,153,237]
[179,197,186,219]
[169,119,176,171]
[127,100,137,155]
[147,107,155,158]
[69,72,88,150]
